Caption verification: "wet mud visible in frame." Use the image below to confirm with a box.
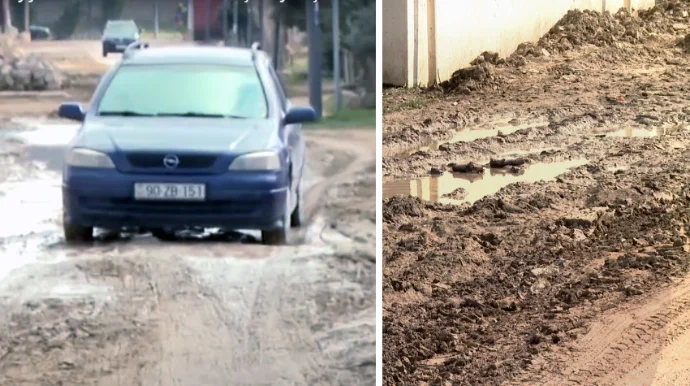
[384,2,690,385]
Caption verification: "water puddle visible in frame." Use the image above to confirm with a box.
[606,128,659,138]
[49,283,113,298]
[0,179,62,239]
[412,118,548,154]
[498,147,562,157]
[6,118,79,146]
[383,159,588,205]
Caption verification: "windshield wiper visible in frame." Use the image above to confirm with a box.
[157,112,225,118]
[99,110,153,117]
[156,112,250,119]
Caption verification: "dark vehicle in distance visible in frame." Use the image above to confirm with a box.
[57,43,317,245]
[29,25,52,40]
[102,20,140,57]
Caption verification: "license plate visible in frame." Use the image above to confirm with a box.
[134,183,205,201]
[116,44,126,50]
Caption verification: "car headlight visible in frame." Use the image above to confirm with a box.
[66,148,115,168]
[228,151,281,171]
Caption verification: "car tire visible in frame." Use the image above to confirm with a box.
[102,47,108,57]
[63,218,93,244]
[262,190,290,245]
[290,182,304,227]
[150,228,177,241]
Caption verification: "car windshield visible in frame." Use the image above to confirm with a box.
[104,22,137,37]
[97,64,268,119]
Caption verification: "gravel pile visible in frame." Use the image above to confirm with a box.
[0,32,64,91]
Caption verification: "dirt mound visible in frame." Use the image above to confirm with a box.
[639,0,690,33]
[439,51,506,93]
[440,1,690,93]
[0,34,64,91]
[383,196,426,223]
[535,9,650,55]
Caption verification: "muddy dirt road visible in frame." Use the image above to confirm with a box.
[383,3,690,386]
[0,41,375,385]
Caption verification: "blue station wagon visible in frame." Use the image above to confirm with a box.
[58,43,317,245]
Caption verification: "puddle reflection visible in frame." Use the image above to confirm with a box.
[413,118,548,153]
[384,159,588,205]
[607,128,659,138]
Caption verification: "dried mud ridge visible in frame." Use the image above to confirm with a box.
[383,151,690,385]
[383,1,690,385]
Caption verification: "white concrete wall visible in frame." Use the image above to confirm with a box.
[384,0,656,86]
[382,0,411,86]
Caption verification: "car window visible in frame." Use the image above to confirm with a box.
[97,64,268,119]
[104,22,137,37]
[268,65,288,110]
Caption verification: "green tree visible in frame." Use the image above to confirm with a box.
[52,0,83,39]
[272,0,375,91]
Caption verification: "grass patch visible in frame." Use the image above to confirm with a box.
[282,56,309,88]
[383,97,428,114]
[307,108,375,129]
[140,29,185,40]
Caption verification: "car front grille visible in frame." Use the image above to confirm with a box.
[126,153,218,169]
[80,197,259,215]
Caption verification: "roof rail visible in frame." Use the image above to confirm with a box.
[250,41,261,61]
[123,41,150,60]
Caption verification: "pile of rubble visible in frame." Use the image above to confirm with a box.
[441,1,690,93]
[440,51,504,93]
[639,0,690,34]
[536,9,650,55]
[0,30,64,91]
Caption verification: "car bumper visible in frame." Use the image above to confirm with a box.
[63,168,288,230]
[103,41,136,52]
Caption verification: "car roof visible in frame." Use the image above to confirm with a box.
[122,46,258,66]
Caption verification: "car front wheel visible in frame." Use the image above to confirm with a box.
[63,216,93,244]
[262,190,290,245]
[150,228,177,241]
[290,182,304,227]
[102,47,108,57]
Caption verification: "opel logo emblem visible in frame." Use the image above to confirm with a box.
[163,155,179,169]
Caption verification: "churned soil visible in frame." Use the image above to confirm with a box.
[384,1,690,385]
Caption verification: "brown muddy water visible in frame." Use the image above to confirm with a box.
[383,158,589,205]
[412,117,549,154]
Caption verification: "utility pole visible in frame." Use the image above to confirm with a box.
[273,17,281,70]
[222,0,228,42]
[23,0,29,32]
[258,0,264,47]
[1,0,11,33]
[232,0,238,43]
[246,1,252,46]
[205,0,211,41]
[187,0,194,41]
[306,0,322,118]
[153,0,159,39]
[333,0,341,112]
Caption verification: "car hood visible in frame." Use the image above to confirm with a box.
[75,117,279,154]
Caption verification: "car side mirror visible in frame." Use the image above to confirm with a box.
[58,103,85,122]
[285,106,317,124]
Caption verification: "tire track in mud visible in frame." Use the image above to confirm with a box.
[520,277,690,386]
